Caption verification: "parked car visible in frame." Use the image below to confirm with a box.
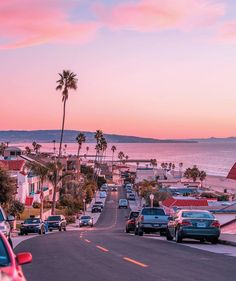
[94,201,104,209]
[99,191,107,198]
[0,231,32,281]
[135,207,169,236]
[100,184,108,192]
[92,204,102,213]
[125,211,140,233]
[118,199,129,209]
[46,215,67,232]
[127,193,135,200]
[0,206,14,247]
[20,217,46,235]
[79,215,93,227]
[166,209,221,244]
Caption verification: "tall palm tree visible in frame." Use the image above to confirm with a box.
[52,140,56,154]
[111,145,117,171]
[76,133,86,158]
[56,70,78,158]
[118,151,125,165]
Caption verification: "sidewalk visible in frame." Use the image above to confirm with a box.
[219,234,236,247]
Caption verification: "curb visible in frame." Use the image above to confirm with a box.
[219,239,236,247]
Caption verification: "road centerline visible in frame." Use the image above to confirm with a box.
[123,257,149,268]
[96,245,109,252]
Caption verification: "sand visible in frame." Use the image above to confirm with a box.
[204,175,236,194]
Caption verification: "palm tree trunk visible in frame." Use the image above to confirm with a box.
[59,100,66,158]
[112,152,114,172]
[51,181,57,215]
[40,182,44,220]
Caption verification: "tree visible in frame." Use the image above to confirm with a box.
[76,133,86,158]
[199,171,207,187]
[9,200,24,218]
[0,142,7,156]
[118,151,125,164]
[111,145,117,171]
[56,70,78,157]
[0,167,15,206]
[184,166,206,184]
[150,159,157,169]
[52,140,56,154]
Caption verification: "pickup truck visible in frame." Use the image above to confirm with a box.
[135,207,169,236]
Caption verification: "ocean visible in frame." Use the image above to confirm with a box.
[14,142,236,177]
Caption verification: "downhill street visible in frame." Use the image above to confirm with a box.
[16,187,236,281]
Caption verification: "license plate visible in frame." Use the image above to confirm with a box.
[197,223,206,228]
[154,224,160,227]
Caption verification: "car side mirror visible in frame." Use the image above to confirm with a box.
[7,215,15,222]
[16,252,32,265]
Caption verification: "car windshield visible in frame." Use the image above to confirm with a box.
[24,218,40,224]
[120,200,127,203]
[182,211,214,219]
[95,202,102,205]
[47,216,61,221]
[130,212,139,219]
[93,205,101,208]
[80,216,91,220]
[0,238,10,267]
[142,208,165,216]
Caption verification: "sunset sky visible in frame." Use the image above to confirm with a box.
[1,0,236,139]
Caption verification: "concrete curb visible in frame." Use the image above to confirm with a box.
[219,239,236,247]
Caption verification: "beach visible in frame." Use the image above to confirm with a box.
[205,175,236,194]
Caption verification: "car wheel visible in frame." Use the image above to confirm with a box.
[166,229,173,241]
[49,229,52,232]
[138,227,143,236]
[25,232,28,235]
[126,228,130,233]
[134,227,138,235]
[38,229,42,235]
[211,238,218,244]
[64,227,67,231]
[175,229,182,243]
[200,238,205,243]
[91,225,93,228]
[59,226,62,231]
[160,231,166,237]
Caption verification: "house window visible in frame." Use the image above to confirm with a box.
[37,182,41,192]
[30,183,35,194]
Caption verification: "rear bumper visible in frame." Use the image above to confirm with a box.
[20,228,40,233]
[140,223,167,232]
[180,228,220,239]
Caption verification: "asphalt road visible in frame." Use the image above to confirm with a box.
[16,187,236,281]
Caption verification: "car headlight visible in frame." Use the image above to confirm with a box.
[89,219,93,223]
[0,225,8,234]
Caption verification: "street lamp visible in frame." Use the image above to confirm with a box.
[83,199,86,215]
[149,194,154,208]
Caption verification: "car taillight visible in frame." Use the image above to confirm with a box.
[140,215,144,221]
[180,220,192,226]
[211,220,220,228]
[129,220,135,224]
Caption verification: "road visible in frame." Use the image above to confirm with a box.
[16,187,236,281]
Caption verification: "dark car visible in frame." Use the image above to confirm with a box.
[94,201,104,209]
[0,232,32,281]
[166,210,221,244]
[0,206,14,247]
[92,204,102,213]
[20,217,46,235]
[125,211,140,233]
[79,215,93,227]
[46,215,67,232]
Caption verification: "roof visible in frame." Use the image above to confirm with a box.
[4,146,21,151]
[162,197,209,208]
[0,160,25,171]
[227,162,236,180]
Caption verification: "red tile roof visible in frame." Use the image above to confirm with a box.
[227,162,236,180]
[0,160,25,171]
[162,197,209,207]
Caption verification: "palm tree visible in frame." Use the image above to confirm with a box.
[25,162,49,220]
[76,133,86,158]
[179,162,183,178]
[56,70,78,158]
[86,146,89,155]
[118,151,125,165]
[111,145,116,171]
[199,171,207,188]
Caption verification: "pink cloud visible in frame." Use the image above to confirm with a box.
[0,0,100,49]
[217,21,236,42]
[95,0,225,32]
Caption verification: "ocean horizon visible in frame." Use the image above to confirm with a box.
[12,142,236,177]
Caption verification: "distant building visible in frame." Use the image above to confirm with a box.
[3,146,22,159]
[135,167,155,183]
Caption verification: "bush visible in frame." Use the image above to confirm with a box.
[65,215,76,224]
[9,200,25,217]
[32,202,40,209]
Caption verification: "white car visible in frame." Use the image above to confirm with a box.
[118,199,129,209]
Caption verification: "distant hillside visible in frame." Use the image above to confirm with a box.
[0,130,197,144]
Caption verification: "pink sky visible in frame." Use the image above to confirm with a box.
[1,0,236,139]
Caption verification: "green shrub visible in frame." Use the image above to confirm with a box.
[9,200,25,217]
[32,202,40,209]
[65,215,76,224]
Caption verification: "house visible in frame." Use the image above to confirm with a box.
[3,147,22,159]
[135,167,155,183]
